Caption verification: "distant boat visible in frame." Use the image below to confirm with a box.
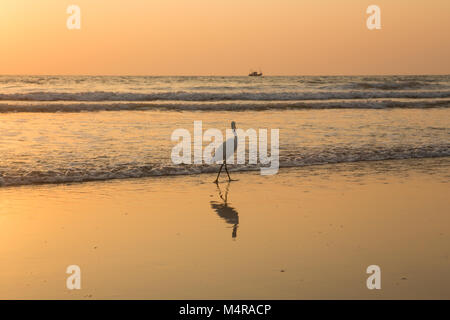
[248,71,263,77]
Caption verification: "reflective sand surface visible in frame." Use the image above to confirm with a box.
[0,158,449,299]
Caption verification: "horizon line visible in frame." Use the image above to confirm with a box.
[0,73,449,77]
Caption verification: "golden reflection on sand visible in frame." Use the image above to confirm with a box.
[0,158,449,299]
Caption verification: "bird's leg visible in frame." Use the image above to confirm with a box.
[214,163,224,183]
[224,162,238,182]
[224,162,232,181]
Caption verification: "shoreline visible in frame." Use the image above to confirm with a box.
[1,156,449,190]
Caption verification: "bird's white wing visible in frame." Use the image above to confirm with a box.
[213,137,236,163]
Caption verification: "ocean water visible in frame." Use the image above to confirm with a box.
[0,75,449,187]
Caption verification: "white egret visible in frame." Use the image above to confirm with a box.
[213,121,238,183]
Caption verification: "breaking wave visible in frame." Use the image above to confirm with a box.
[1,90,450,103]
[1,144,448,187]
[0,98,449,112]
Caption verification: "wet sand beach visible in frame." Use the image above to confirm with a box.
[0,158,449,299]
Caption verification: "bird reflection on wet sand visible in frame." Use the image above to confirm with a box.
[210,182,239,239]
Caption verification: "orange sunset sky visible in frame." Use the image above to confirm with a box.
[0,0,449,75]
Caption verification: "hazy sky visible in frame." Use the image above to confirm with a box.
[1,0,449,75]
